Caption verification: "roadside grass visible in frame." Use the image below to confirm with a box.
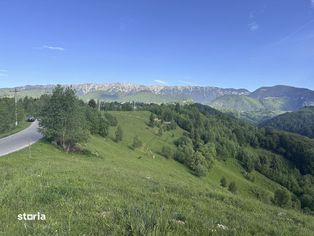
[0,111,313,235]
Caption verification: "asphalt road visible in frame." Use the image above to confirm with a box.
[0,120,43,157]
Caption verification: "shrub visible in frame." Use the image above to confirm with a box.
[274,189,291,207]
[228,182,237,194]
[220,177,227,187]
[161,146,173,159]
[132,135,142,148]
[194,164,208,177]
[115,125,123,142]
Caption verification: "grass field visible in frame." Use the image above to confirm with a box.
[0,111,313,235]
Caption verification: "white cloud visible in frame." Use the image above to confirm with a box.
[154,80,167,85]
[0,69,8,77]
[312,0,314,9]
[179,80,198,86]
[42,45,65,51]
[249,22,259,32]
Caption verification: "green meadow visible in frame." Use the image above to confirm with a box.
[0,111,313,235]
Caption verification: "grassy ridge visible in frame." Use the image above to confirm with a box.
[0,111,313,235]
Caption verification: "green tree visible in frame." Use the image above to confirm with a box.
[0,98,15,133]
[88,99,97,109]
[220,176,227,187]
[228,181,237,194]
[85,107,100,134]
[274,189,291,207]
[115,125,123,142]
[39,85,89,151]
[149,113,156,127]
[98,117,109,137]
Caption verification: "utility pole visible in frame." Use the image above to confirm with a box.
[9,88,19,126]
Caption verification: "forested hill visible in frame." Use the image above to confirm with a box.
[261,106,314,138]
[249,85,314,111]
[100,101,314,212]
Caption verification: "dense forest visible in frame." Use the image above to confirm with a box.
[261,106,314,138]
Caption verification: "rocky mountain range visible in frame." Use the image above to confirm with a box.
[1,83,314,123]
[0,83,250,103]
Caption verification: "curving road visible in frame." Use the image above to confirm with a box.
[0,120,43,157]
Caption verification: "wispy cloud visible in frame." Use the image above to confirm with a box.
[311,0,314,9]
[274,19,314,45]
[179,80,198,86]
[248,9,261,32]
[248,22,259,32]
[154,80,167,85]
[0,69,8,77]
[42,45,65,51]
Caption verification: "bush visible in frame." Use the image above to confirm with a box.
[132,135,142,148]
[161,146,173,159]
[194,164,208,177]
[228,182,237,194]
[250,187,271,204]
[220,177,227,187]
[273,189,291,207]
[115,125,123,142]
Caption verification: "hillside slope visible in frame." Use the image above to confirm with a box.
[261,106,314,138]
[0,111,313,235]
[250,85,314,111]
[209,95,285,123]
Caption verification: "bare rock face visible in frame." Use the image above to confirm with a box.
[8,82,250,103]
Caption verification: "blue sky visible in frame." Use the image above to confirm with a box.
[0,0,314,91]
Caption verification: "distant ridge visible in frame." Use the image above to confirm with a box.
[2,84,314,123]
[0,83,250,103]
